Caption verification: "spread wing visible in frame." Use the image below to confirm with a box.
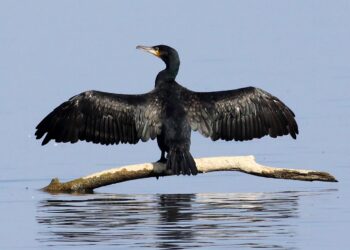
[183,86,298,141]
[35,90,163,145]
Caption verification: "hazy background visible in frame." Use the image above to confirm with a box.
[0,1,349,249]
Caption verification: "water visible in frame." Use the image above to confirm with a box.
[35,191,331,249]
[1,1,350,249]
[1,178,347,249]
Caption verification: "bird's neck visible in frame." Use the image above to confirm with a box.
[155,59,180,86]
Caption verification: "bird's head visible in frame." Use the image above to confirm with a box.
[136,44,180,69]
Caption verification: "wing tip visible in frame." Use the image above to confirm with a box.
[41,134,51,145]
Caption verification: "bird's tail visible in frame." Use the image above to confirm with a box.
[166,147,198,175]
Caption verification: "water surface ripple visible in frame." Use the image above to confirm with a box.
[35,191,327,249]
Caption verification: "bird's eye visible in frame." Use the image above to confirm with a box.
[154,47,159,51]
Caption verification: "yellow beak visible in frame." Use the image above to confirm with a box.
[136,45,160,57]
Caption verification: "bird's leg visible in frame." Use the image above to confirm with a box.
[157,150,167,164]
[155,151,168,180]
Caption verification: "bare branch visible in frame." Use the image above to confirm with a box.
[42,155,337,193]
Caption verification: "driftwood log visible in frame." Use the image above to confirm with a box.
[42,155,337,193]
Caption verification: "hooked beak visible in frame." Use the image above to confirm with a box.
[136,45,160,57]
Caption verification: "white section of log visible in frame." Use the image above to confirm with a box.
[84,155,311,179]
[195,155,311,173]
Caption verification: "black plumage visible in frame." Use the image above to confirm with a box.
[36,45,298,176]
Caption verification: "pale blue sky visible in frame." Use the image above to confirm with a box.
[0,0,349,184]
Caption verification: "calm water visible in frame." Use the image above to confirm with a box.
[1,177,347,249]
[36,191,334,249]
[1,1,350,249]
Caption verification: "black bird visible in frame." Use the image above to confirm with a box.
[35,45,298,175]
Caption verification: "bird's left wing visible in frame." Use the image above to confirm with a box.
[183,86,298,141]
[35,90,163,145]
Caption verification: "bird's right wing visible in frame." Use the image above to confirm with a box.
[35,90,163,145]
[183,86,298,141]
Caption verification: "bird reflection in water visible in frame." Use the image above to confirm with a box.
[37,192,302,249]
[156,194,196,249]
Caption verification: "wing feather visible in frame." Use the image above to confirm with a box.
[183,86,298,141]
[35,90,163,145]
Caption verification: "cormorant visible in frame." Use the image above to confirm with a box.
[35,45,298,176]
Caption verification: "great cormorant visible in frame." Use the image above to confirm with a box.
[35,45,298,176]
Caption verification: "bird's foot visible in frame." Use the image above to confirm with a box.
[157,156,167,164]
[155,156,167,180]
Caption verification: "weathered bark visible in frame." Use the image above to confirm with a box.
[42,155,337,193]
